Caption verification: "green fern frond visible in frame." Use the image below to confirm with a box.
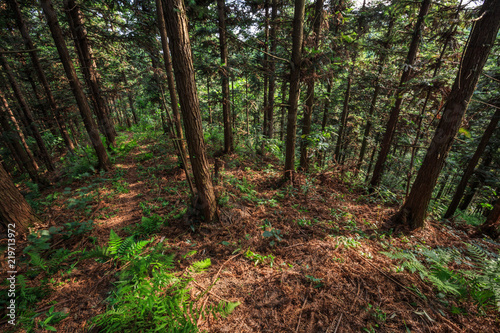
[190,258,211,273]
[108,229,123,255]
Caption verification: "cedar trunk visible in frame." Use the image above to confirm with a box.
[217,0,233,153]
[284,0,306,179]
[395,0,500,229]
[41,0,111,171]
[64,0,116,147]
[0,163,40,234]
[163,0,217,222]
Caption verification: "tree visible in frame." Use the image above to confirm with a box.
[156,0,189,167]
[7,0,74,152]
[444,104,500,218]
[64,0,117,147]
[0,49,54,172]
[369,0,432,191]
[217,0,233,153]
[41,0,111,171]
[0,162,40,234]
[284,0,306,179]
[393,0,500,229]
[299,0,324,171]
[163,0,217,222]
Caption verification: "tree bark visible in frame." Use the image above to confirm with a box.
[7,0,74,152]
[217,0,233,153]
[0,163,40,234]
[156,0,189,167]
[394,0,500,229]
[369,0,431,191]
[64,0,116,147]
[41,0,111,171]
[265,0,278,139]
[163,0,217,222]
[284,0,306,179]
[334,73,352,163]
[299,0,323,171]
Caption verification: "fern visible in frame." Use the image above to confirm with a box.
[190,258,211,273]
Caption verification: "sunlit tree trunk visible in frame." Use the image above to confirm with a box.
[163,0,217,222]
[41,0,111,171]
[284,0,306,179]
[394,0,500,229]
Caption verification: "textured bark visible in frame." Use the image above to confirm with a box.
[284,0,306,179]
[156,0,188,166]
[444,107,500,218]
[0,50,54,171]
[369,0,431,190]
[279,80,288,141]
[265,0,278,139]
[41,0,111,171]
[299,0,323,171]
[64,0,116,147]
[163,0,217,222]
[7,0,74,152]
[0,163,40,234]
[394,0,500,229]
[217,0,233,153]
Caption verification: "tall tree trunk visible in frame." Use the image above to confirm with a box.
[284,0,306,179]
[0,51,54,172]
[41,0,111,171]
[394,0,500,229]
[369,0,432,191]
[7,0,74,152]
[299,0,323,171]
[334,72,352,163]
[0,163,40,234]
[163,0,217,222]
[64,0,116,147]
[444,106,500,218]
[217,0,233,153]
[265,0,278,139]
[279,80,288,142]
[156,0,189,168]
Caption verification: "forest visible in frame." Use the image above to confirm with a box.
[0,0,499,331]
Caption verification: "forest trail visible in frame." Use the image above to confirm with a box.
[2,131,499,332]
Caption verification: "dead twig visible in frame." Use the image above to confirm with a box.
[295,297,308,332]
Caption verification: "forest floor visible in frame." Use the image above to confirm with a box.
[1,129,500,332]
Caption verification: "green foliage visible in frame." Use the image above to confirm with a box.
[91,231,237,332]
[244,249,275,267]
[262,228,283,246]
[383,244,500,311]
